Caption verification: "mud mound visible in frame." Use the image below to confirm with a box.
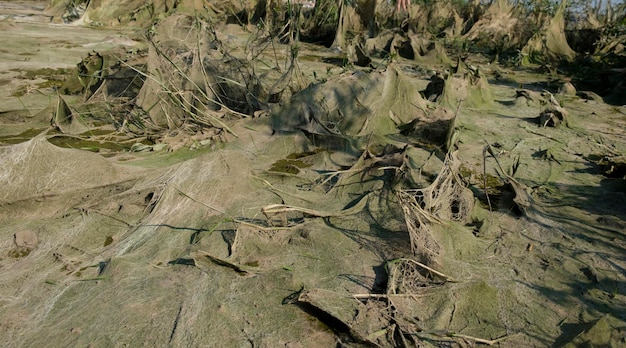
[407,0,465,37]
[462,0,529,51]
[135,12,310,132]
[0,135,135,204]
[440,66,495,109]
[46,0,230,26]
[272,64,453,146]
[522,1,576,65]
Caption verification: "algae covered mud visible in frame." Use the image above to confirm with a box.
[1,0,626,347]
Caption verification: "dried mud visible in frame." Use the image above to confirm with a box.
[1,1,626,347]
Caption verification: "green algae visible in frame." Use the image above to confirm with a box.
[47,136,129,152]
[268,155,313,174]
[0,127,48,144]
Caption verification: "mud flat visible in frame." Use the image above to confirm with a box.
[1,1,625,347]
[0,1,143,113]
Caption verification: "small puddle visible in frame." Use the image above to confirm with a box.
[268,149,326,174]
[47,136,129,152]
[0,127,47,144]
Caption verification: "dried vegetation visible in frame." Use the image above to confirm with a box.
[1,0,625,347]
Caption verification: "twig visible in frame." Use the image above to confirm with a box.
[175,186,295,231]
[149,262,168,269]
[173,186,228,215]
[76,208,138,227]
[317,168,365,188]
[74,276,110,282]
[193,250,251,275]
[261,194,367,220]
[352,293,429,299]
[117,56,239,137]
[408,331,519,346]
[482,140,514,211]
[522,126,564,144]
[396,258,457,282]
[250,175,313,203]
[451,332,514,345]
[482,145,493,211]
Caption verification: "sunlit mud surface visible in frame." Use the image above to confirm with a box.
[1,1,625,347]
